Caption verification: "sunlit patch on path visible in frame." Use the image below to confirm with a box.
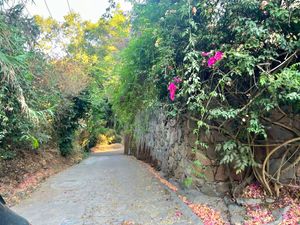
[91,143,124,153]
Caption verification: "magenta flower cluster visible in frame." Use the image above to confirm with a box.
[168,76,182,101]
[167,51,223,101]
[202,51,224,67]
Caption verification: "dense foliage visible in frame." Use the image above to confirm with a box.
[35,5,129,155]
[0,2,55,158]
[1,0,299,194]
[112,0,300,192]
[0,1,129,157]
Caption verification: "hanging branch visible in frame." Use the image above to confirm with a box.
[262,137,300,196]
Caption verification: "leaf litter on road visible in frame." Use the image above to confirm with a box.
[142,161,228,225]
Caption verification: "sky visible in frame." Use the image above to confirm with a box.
[26,0,132,22]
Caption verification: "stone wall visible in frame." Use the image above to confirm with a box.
[125,108,300,195]
[125,109,231,194]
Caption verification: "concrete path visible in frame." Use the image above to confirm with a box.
[13,145,200,225]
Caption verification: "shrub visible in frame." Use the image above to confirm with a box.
[113,0,300,194]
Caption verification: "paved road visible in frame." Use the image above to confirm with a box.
[13,146,200,225]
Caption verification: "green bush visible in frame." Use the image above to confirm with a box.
[55,92,90,156]
[0,2,125,158]
[113,0,300,175]
[0,3,56,156]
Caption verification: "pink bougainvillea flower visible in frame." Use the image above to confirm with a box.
[214,51,223,61]
[173,77,182,83]
[168,82,177,101]
[175,210,183,217]
[207,51,224,67]
[207,56,217,67]
[201,51,210,57]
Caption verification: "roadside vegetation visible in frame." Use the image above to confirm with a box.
[112,0,300,196]
[0,0,128,160]
[1,0,300,223]
[1,0,300,200]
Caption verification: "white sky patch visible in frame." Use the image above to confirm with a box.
[26,0,132,21]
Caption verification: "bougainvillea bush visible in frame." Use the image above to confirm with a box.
[113,0,300,194]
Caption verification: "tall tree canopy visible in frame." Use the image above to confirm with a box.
[0,1,129,157]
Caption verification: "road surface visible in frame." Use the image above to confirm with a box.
[13,145,200,225]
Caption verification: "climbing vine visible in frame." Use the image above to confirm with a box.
[113,0,300,195]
